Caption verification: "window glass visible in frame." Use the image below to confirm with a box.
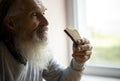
[77,0,120,67]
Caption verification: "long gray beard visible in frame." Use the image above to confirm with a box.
[14,36,53,70]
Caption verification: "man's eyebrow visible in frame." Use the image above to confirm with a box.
[33,7,43,13]
[30,8,44,16]
[37,6,47,14]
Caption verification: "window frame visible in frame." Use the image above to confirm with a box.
[66,0,120,78]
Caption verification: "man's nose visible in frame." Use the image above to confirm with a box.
[40,15,49,26]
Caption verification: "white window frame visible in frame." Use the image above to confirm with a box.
[66,0,120,78]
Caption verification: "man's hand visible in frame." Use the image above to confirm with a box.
[72,38,92,64]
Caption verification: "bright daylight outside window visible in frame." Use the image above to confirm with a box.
[77,0,120,67]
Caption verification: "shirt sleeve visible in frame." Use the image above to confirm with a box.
[43,58,84,81]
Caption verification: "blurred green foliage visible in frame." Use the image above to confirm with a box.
[89,33,120,66]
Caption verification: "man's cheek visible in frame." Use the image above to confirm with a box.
[30,20,40,31]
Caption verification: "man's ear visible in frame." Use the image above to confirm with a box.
[4,17,16,32]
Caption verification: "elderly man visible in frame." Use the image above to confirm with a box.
[0,0,92,81]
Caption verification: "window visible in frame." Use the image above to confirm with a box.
[67,0,120,78]
[78,0,120,67]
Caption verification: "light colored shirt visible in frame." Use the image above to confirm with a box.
[0,41,84,81]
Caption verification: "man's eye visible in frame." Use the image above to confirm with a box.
[32,13,37,16]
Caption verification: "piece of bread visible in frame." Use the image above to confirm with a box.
[64,28,81,42]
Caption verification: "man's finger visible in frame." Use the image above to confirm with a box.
[79,44,92,51]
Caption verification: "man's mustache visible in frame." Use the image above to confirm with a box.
[32,25,48,34]
[32,25,48,41]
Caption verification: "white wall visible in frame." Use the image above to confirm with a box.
[44,0,69,66]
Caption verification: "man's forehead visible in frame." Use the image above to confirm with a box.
[33,0,46,13]
[34,0,46,10]
[18,0,46,13]
[34,0,43,5]
[23,0,44,7]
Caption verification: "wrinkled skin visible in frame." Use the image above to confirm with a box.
[4,0,48,42]
[72,38,92,64]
